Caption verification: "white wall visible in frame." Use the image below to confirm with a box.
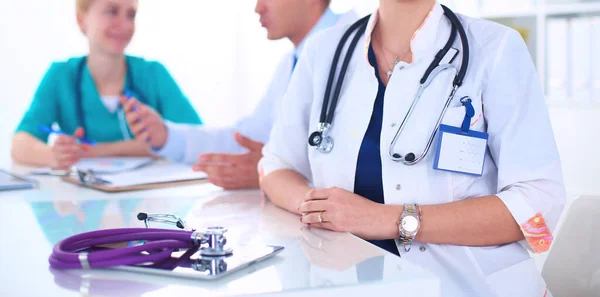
[548,108,600,197]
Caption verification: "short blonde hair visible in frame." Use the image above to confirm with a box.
[76,0,95,12]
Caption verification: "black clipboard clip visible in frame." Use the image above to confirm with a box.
[73,168,111,186]
[30,167,110,186]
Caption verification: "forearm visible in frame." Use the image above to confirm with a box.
[11,133,55,167]
[88,141,154,158]
[261,169,312,214]
[380,195,523,246]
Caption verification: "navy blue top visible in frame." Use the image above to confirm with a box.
[354,43,399,256]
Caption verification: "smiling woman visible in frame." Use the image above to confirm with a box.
[10,0,202,169]
[76,0,138,54]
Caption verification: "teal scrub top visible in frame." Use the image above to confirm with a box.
[16,56,203,143]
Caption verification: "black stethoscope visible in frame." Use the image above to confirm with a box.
[75,57,147,140]
[308,5,469,166]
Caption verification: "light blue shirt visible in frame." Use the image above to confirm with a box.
[295,8,341,60]
[155,8,358,163]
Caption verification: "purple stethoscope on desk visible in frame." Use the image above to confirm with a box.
[49,213,231,270]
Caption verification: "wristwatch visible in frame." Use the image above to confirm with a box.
[398,203,421,252]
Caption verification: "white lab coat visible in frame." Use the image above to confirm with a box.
[260,3,565,297]
[154,9,359,164]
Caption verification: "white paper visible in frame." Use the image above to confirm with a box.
[437,132,487,175]
[30,157,154,175]
[73,157,154,174]
[98,163,207,187]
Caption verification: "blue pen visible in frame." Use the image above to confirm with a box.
[123,90,150,143]
[124,90,137,111]
[38,126,97,146]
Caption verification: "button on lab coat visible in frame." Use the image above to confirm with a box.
[155,9,358,164]
[260,3,566,296]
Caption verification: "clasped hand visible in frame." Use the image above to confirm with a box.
[298,187,396,240]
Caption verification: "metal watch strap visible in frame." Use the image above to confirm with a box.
[400,203,418,252]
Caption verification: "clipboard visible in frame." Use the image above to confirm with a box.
[0,169,37,191]
[31,157,154,176]
[62,163,208,193]
[62,176,207,192]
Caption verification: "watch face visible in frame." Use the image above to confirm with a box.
[402,216,419,233]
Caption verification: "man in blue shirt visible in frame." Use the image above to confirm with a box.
[122,0,357,189]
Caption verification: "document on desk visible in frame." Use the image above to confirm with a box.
[31,157,154,175]
[75,157,154,174]
[98,163,207,187]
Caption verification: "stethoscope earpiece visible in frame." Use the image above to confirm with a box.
[389,152,416,164]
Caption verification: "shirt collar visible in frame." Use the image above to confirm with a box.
[295,7,340,58]
[363,2,443,62]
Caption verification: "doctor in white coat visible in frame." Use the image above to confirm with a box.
[121,0,357,189]
[259,0,565,296]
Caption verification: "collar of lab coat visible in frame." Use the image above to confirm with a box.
[295,8,340,58]
[363,2,443,63]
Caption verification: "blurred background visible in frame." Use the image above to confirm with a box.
[0,0,599,199]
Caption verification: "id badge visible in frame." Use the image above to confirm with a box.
[433,124,488,176]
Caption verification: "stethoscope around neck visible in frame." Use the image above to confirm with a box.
[75,57,146,140]
[308,5,469,166]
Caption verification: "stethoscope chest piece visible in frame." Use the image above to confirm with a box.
[193,226,232,257]
[308,123,334,153]
[140,212,232,257]
[193,256,229,274]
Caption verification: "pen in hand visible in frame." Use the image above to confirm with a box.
[38,126,97,146]
[122,91,151,144]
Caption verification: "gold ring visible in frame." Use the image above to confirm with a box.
[317,212,324,223]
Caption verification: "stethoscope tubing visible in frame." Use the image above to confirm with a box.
[75,57,141,140]
[311,5,470,166]
[49,228,195,269]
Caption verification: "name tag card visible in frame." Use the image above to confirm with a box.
[433,124,488,176]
